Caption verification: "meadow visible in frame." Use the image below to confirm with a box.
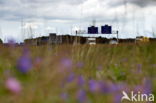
[0,43,156,103]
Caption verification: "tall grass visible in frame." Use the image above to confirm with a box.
[0,43,156,103]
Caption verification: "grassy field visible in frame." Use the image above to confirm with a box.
[0,43,156,103]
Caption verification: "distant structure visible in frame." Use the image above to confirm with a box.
[87,37,96,45]
[49,33,62,44]
[87,24,112,34]
[24,33,139,46]
[87,24,114,34]
[76,23,118,44]
[24,33,87,45]
[24,23,155,45]
[101,25,112,34]
[88,19,98,34]
[135,36,149,43]
[88,26,98,34]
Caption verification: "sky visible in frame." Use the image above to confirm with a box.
[0,0,156,42]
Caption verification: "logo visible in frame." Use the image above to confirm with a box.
[122,91,154,102]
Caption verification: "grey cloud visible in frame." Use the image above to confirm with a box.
[0,0,155,23]
[0,0,87,21]
[21,0,86,5]
[107,0,156,7]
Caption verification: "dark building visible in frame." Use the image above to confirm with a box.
[96,37,110,44]
[150,38,156,42]
[37,36,49,45]
[101,25,112,34]
[49,33,62,44]
[88,26,98,34]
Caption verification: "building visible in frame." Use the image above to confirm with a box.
[101,25,112,34]
[49,33,62,44]
[24,38,38,45]
[135,36,149,43]
[88,26,98,34]
[87,38,96,45]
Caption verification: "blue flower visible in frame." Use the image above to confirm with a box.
[77,89,86,103]
[143,78,152,94]
[77,76,85,87]
[66,73,75,83]
[88,80,100,92]
[17,49,32,73]
[61,58,72,69]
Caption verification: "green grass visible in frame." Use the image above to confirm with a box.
[0,43,156,103]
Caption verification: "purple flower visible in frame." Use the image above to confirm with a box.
[104,83,127,94]
[77,89,86,103]
[113,94,122,103]
[5,77,22,94]
[17,50,32,73]
[143,78,152,94]
[89,81,114,94]
[61,58,72,69]
[115,83,127,91]
[66,73,75,83]
[135,85,143,93]
[98,81,110,93]
[109,84,122,93]
[77,76,85,86]
[88,80,100,92]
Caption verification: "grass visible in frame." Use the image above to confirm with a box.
[0,43,156,103]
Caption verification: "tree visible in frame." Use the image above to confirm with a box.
[0,39,3,44]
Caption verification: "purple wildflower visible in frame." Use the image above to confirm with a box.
[116,83,127,91]
[77,89,86,103]
[88,80,100,92]
[109,84,122,93]
[66,73,75,83]
[77,76,85,86]
[143,78,152,94]
[89,81,115,94]
[61,58,72,69]
[135,85,143,93]
[17,50,32,73]
[98,81,110,93]
[109,83,128,94]
[113,94,122,103]
[5,77,22,94]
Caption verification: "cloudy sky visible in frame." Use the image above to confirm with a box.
[0,0,156,42]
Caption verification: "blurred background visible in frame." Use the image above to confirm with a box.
[0,0,156,42]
